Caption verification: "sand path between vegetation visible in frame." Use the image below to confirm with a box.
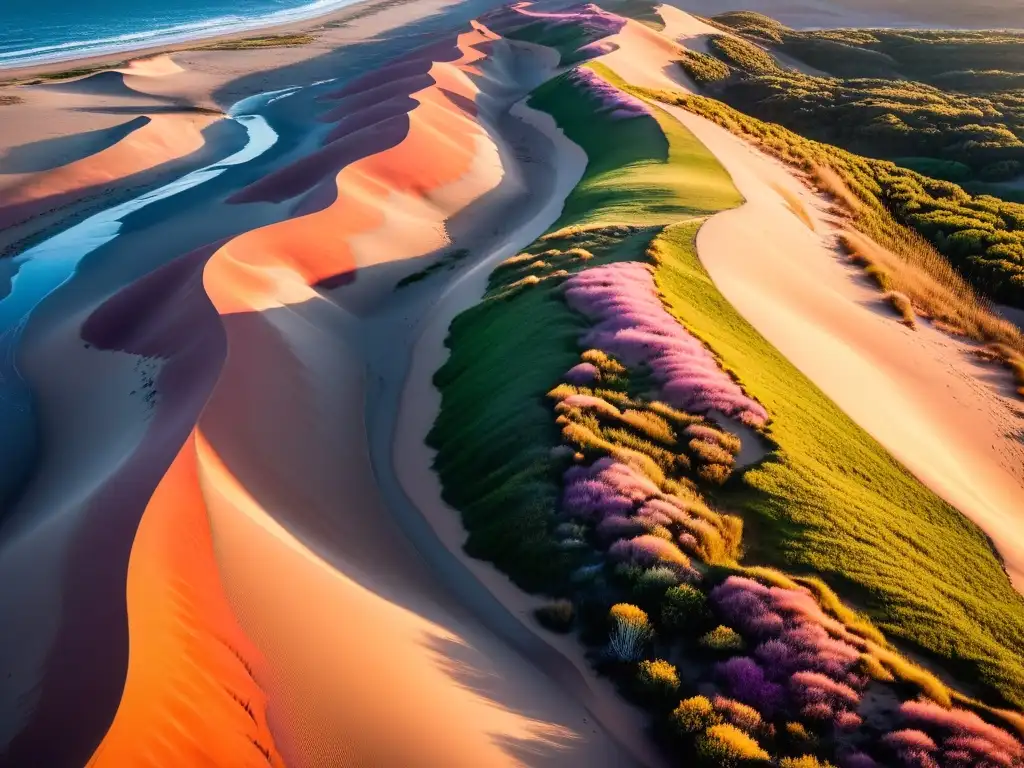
[599,6,1024,591]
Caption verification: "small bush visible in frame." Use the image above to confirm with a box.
[635,565,681,604]
[886,291,916,327]
[661,583,710,634]
[780,757,835,768]
[671,696,723,738]
[696,723,770,766]
[857,654,895,682]
[784,721,817,748]
[700,625,745,652]
[534,600,575,633]
[714,695,763,733]
[635,659,680,705]
[608,603,653,661]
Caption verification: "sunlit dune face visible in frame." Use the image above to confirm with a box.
[196,431,584,767]
[88,433,284,768]
[215,32,500,308]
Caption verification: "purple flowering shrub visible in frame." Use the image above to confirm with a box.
[563,262,768,426]
[565,67,649,120]
[539,250,1024,766]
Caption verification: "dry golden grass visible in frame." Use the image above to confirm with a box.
[770,182,815,230]
[840,228,1024,394]
[810,163,862,214]
[885,291,916,327]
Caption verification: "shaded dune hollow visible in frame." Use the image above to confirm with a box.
[0,19,639,768]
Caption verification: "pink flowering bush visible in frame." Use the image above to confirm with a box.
[563,262,767,426]
[899,701,1023,758]
[609,534,690,568]
[883,729,938,752]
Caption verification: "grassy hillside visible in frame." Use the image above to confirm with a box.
[432,58,1024,743]
[429,60,1024,765]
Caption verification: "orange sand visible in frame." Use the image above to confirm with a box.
[1,112,216,209]
[87,433,284,768]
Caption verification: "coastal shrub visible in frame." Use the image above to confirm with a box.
[634,566,681,604]
[713,695,763,733]
[857,654,895,682]
[534,600,576,633]
[708,35,779,76]
[701,625,745,652]
[785,721,816,748]
[679,50,733,85]
[883,729,938,752]
[695,723,770,766]
[717,656,786,716]
[885,291,916,327]
[563,262,768,426]
[608,603,653,661]
[780,758,835,768]
[672,696,723,737]
[899,700,1024,758]
[661,583,710,633]
[634,659,680,705]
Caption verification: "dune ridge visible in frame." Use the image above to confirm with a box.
[30,20,642,767]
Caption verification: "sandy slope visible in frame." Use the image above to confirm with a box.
[392,99,669,768]
[666,105,1024,590]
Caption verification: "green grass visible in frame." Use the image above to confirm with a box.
[650,221,1024,708]
[431,61,1024,711]
[195,33,317,50]
[530,63,742,229]
[428,66,739,594]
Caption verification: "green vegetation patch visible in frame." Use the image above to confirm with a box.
[196,33,317,50]
[704,13,1024,186]
[640,84,1024,309]
[530,62,741,230]
[432,62,1024,714]
[428,65,738,593]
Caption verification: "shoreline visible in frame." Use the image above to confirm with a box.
[0,0,426,82]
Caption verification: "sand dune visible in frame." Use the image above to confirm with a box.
[33,23,644,767]
[666,0,1023,30]
[0,113,216,214]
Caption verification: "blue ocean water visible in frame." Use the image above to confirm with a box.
[0,0,365,68]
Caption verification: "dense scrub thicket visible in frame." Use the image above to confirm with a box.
[703,13,1024,183]
[677,23,1024,308]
